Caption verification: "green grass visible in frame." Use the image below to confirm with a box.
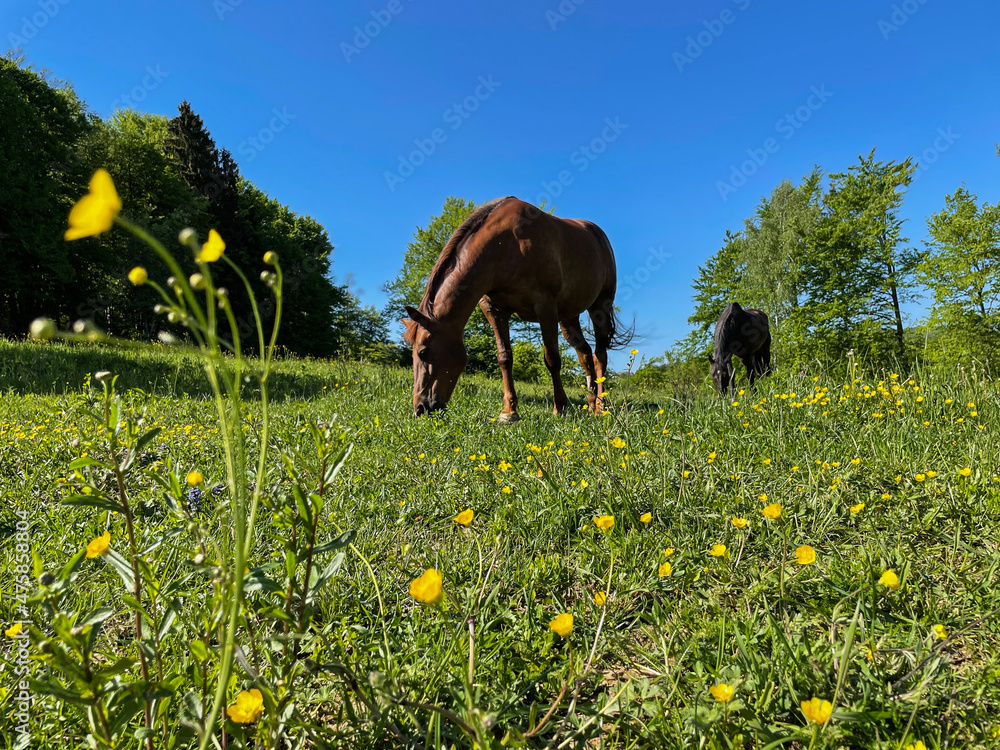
[2,339,1000,748]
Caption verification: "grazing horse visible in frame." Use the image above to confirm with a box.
[708,302,772,397]
[402,197,630,422]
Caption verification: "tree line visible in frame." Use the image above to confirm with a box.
[0,56,390,360]
[642,148,1000,384]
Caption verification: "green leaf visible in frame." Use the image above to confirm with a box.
[323,443,354,485]
[308,552,345,601]
[189,639,209,662]
[69,456,105,470]
[79,607,114,628]
[313,530,356,555]
[103,549,137,591]
[62,494,124,513]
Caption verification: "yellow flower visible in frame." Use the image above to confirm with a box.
[640,512,652,523]
[762,503,782,520]
[914,473,925,482]
[878,569,899,590]
[579,480,589,489]
[850,503,865,514]
[610,438,625,449]
[595,376,606,384]
[453,508,474,526]
[709,683,734,702]
[664,547,674,556]
[958,467,971,478]
[226,688,264,723]
[658,561,672,577]
[501,486,512,494]
[795,545,816,565]
[851,457,861,465]
[128,266,148,285]
[932,624,947,639]
[731,517,749,529]
[5,623,23,637]
[594,591,607,606]
[549,612,573,637]
[263,250,278,265]
[198,228,226,262]
[630,348,639,356]
[594,514,614,531]
[905,742,927,750]
[709,544,727,557]
[800,697,833,724]
[763,458,772,465]
[85,531,111,558]
[186,470,204,486]
[65,169,121,240]
[409,568,443,604]
[926,470,937,478]
[758,493,768,502]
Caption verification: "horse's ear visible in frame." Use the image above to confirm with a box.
[401,319,417,346]
[404,305,438,332]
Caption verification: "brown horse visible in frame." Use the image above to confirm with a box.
[708,302,772,397]
[402,197,629,422]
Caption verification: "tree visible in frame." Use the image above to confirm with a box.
[791,150,917,363]
[920,187,1000,363]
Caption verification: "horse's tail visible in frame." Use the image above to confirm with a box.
[607,305,635,350]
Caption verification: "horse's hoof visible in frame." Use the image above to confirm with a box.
[498,412,520,424]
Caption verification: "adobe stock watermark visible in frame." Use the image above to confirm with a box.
[6,0,71,47]
[877,0,929,40]
[910,127,959,182]
[716,85,832,201]
[10,507,34,745]
[384,75,501,192]
[673,0,751,73]
[546,0,585,31]
[110,66,169,112]
[534,117,628,207]
[341,0,409,62]
[214,0,244,21]
[618,246,672,302]
[237,108,296,163]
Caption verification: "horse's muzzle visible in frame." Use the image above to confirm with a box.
[414,400,445,417]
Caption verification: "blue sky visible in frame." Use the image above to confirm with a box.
[7,0,1000,366]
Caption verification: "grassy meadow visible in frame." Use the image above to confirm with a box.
[2,338,1000,748]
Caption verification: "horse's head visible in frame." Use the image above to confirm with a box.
[403,305,468,416]
[708,353,734,397]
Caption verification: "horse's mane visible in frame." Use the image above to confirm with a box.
[420,196,517,312]
[715,302,743,359]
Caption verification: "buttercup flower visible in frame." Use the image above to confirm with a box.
[731,517,749,529]
[86,531,110,558]
[409,568,443,604]
[549,612,573,637]
[65,169,121,240]
[128,267,147,285]
[958,467,971,478]
[709,683,734,702]
[186,470,204,486]
[915,473,926,482]
[453,508,474,526]
[630,348,638,355]
[762,503,782,520]
[658,561,672,577]
[850,503,865,514]
[593,591,606,606]
[709,544,727,557]
[878,569,900,590]
[594,514,614,531]
[905,742,927,750]
[640,512,652,523]
[795,545,816,565]
[5,623,23,637]
[932,624,947,639]
[226,689,264,723]
[801,697,833,724]
[198,229,226,262]
[610,438,625,449]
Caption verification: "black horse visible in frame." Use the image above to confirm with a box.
[708,302,772,397]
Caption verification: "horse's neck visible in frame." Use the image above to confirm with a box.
[429,254,492,328]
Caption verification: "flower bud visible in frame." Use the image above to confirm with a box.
[94,371,113,383]
[38,572,54,586]
[167,311,181,323]
[178,228,198,247]
[193,553,205,565]
[29,317,56,340]
[38,640,52,654]
[189,273,205,290]
[72,320,88,333]
[154,304,168,314]
[158,331,178,345]
[70,626,85,637]
[260,271,275,285]
[128,266,148,285]
[263,251,278,266]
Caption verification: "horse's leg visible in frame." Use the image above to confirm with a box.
[560,317,598,412]
[758,333,773,376]
[537,308,568,416]
[742,354,756,393]
[479,299,519,423]
[588,295,613,414]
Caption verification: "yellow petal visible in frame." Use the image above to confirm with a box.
[199,229,226,262]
